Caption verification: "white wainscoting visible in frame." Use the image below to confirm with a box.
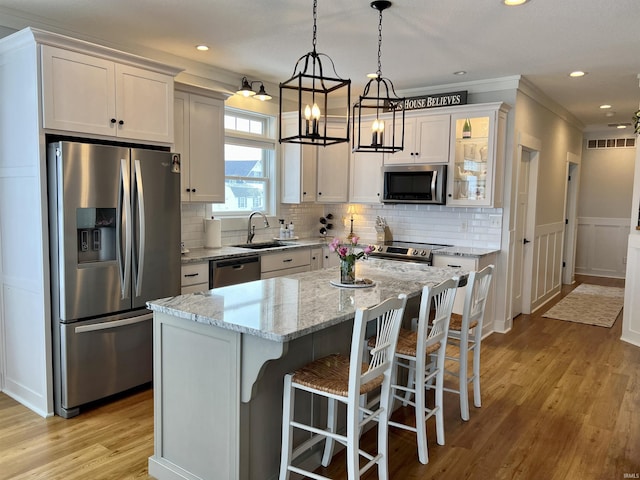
[622,233,640,347]
[531,222,564,312]
[575,217,630,278]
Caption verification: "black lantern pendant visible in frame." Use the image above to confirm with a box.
[279,0,351,147]
[353,0,405,153]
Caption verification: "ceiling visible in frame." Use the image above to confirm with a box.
[1,0,639,132]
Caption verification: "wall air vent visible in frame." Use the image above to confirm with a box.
[586,137,635,149]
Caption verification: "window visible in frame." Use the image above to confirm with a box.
[211,109,276,215]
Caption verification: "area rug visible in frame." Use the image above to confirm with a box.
[542,284,624,328]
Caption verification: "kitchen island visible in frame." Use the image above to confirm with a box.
[147,259,464,480]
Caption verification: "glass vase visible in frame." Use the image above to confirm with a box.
[340,258,356,284]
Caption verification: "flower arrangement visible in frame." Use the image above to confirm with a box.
[329,236,373,284]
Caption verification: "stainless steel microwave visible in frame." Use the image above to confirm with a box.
[382,164,447,204]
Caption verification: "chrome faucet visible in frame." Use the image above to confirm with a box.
[247,211,270,243]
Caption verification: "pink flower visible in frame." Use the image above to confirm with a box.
[351,236,359,245]
[329,237,340,252]
[364,245,373,254]
[338,246,348,257]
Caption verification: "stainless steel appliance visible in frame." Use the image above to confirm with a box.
[47,140,181,418]
[210,255,261,288]
[382,164,447,204]
[369,240,451,265]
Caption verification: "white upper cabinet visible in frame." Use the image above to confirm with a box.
[281,114,349,204]
[281,115,317,203]
[349,151,383,204]
[41,45,175,143]
[174,90,225,203]
[446,103,509,207]
[383,114,450,165]
[316,124,349,203]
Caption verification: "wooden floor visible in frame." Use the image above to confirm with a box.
[1,275,638,480]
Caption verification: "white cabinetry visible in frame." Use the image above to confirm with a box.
[41,45,176,143]
[261,249,311,279]
[432,252,496,335]
[174,89,225,203]
[323,246,340,269]
[349,151,383,204]
[316,124,350,203]
[447,103,509,207]
[281,114,349,204]
[384,114,450,165]
[281,115,317,203]
[0,27,181,416]
[310,247,324,271]
[180,262,209,294]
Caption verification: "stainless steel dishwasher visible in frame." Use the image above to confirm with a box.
[209,255,261,288]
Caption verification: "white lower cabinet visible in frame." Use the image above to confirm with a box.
[261,249,311,279]
[310,247,324,271]
[432,252,496,335]
[323,246,340,269]
[180,262,209,294]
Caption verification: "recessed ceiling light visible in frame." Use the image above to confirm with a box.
[569,71,586,77]
[503,0,530,5]
[617,124,627,129]
[195,45,209,51]
[453,70,467,76]
[599,104,612,109]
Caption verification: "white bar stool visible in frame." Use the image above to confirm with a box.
[279,294,408,480]
[445,265,494,420]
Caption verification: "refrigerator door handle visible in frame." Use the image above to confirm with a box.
[133,159,146,297]
[120,158,132,299]
[74,313,153,333]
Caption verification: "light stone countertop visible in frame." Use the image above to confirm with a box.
[434,246,499,257]
[180,237,333,264]
[148,258,465,342]
[181,238,498,264]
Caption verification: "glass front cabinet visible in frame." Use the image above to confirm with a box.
[447,103,509,207]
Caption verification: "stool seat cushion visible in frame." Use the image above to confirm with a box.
[449,313,478,331]
[292,353,383,397]
[368,328,441,357]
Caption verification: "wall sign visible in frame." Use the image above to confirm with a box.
[394,91,468,111]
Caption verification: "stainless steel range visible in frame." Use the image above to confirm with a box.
[368,241,451,265]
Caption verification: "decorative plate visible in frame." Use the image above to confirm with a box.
[329,278,376,288]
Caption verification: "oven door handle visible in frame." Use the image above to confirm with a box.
[74,313,153,334]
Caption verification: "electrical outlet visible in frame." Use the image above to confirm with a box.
[489,215,501,228]
[460,220,468,232]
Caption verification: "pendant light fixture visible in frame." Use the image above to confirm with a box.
[353,1,405,153]
[279,0,351,147]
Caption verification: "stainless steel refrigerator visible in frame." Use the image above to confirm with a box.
[47,141,181,418]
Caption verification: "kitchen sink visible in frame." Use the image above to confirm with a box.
[232,241,295,250]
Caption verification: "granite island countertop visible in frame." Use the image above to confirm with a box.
[148,258,464,342]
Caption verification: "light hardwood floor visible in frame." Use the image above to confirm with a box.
[1,275,638,480]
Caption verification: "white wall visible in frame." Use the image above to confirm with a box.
[504,82,584,316]
[574,134,635,277]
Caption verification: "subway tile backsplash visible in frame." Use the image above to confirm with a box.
[181,202,502,250]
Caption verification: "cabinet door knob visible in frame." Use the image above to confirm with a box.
[318,192,322,195]
[192,188,196,193]
[186,188,191,192]
[118,120,124,125]
[110,118,117,124]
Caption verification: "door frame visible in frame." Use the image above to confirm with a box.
[562,153,580,284]
[511,132,541,317]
